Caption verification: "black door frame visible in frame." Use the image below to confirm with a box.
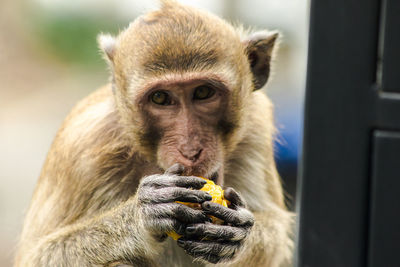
[296,0,400,266]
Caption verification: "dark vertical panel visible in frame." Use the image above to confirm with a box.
[373,93,400,131]
[295,0,380,266]
[381,0,400,92]
[369,131,400,267]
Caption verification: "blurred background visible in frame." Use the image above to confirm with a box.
[0,0,308,265]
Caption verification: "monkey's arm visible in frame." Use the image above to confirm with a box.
[22,198,158,267]
[17,168,212,267]
[223,204,294,267]
[177,187,293,267]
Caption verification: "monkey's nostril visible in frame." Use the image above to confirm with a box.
[179,149,202,162]
[192,149,202,161]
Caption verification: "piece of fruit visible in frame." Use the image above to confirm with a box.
[168,177,230,240]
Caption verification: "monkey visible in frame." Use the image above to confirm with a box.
[15,1,293,266]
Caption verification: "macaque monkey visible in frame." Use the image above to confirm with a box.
[15,0,293,266]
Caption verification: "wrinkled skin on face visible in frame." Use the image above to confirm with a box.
[137,77,231,182]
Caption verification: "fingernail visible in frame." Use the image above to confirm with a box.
[205,193,212,201]
[207,216,213,223]
[186,226,196,234]
[203,202,211,209]
[177,238,185,247]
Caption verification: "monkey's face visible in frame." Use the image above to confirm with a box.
[136,75,234,181]
[98,2,279,183]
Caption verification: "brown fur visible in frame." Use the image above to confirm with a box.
[15,1,293,266]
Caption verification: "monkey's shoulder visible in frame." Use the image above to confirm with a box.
[66,84,115,121]
[50,84,126,158]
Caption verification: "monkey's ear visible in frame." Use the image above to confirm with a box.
[97,33,117,64]
[244,31,279,90]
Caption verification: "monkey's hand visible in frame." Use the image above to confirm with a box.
[177,187,254,264]
[137,164,212,241]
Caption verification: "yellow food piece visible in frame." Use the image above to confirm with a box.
[167,231,182,241]
[168,177,230,240]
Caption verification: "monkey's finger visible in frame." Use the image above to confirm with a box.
[164,163,185,175]
[144,203,211,224]
[141,187,212,203]
[173,176,208,189]
[172,187,212,203]
[177,239,239,261]
[152,218,187,236]
[141,175,206,189]
[185,223,247,241]
[223,187,246,208]
[201,202,254,227]
[170,203,212,224]
[181,242,238,264]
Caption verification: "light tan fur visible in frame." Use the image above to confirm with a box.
[15,1,293,266]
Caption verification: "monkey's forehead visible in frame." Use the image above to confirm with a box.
[115,3,246,75]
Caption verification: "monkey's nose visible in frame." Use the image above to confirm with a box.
[179,149,202,162]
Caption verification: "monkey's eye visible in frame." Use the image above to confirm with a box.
[193,86,215,100]
[150,91,171,105]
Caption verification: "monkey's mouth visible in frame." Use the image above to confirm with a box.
[172,161,222,184]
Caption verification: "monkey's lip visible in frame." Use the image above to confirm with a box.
[172,163,220,184]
